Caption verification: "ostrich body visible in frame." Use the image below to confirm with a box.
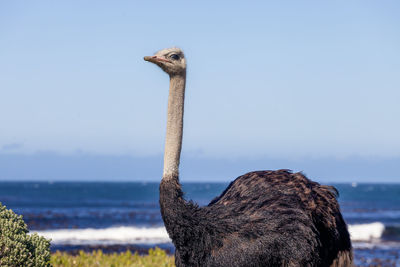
[144,48,352,267]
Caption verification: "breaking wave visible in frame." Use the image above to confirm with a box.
[34,226,170,245]
[35,222,400,246]
[348,222,385,241]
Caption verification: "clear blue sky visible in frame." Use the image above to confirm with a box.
[0,1,399,182]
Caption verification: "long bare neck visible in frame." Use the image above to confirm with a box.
[160,72,196,246]
[162,73,186,179]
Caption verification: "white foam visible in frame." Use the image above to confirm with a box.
[348,222,385,241]
[34,222,387,245]
[34,226,171,245]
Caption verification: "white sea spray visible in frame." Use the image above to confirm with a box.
[34,226,171,245]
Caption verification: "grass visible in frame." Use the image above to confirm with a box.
[50,247,175,267]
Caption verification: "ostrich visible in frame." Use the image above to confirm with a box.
[144,47,352,267]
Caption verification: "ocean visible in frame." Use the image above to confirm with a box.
[1,181,400,266]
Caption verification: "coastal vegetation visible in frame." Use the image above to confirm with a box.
[51,247,174,267]
[0,201,172,267]
[0,203,51,266]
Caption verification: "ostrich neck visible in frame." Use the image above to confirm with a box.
[162,73,186,178]
[160,72,196,247]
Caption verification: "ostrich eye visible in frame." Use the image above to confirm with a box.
[170,54,180,60]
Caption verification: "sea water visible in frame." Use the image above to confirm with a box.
[1,182,400,265]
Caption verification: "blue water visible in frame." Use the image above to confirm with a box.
[0,182,229,230]
[1,182,400,265]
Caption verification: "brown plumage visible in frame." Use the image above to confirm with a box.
[208,170,352,266]
[144,47,353,267]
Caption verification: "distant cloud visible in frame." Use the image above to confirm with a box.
[1,143,23,151]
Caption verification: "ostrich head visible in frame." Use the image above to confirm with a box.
[144,47,186,76]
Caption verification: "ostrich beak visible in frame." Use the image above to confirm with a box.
[144,56,171,64]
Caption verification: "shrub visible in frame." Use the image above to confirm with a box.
[0,202,51,267]
[51,247,175,267]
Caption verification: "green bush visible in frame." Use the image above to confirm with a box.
[51,247,175,267]
[0,202,51,267]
